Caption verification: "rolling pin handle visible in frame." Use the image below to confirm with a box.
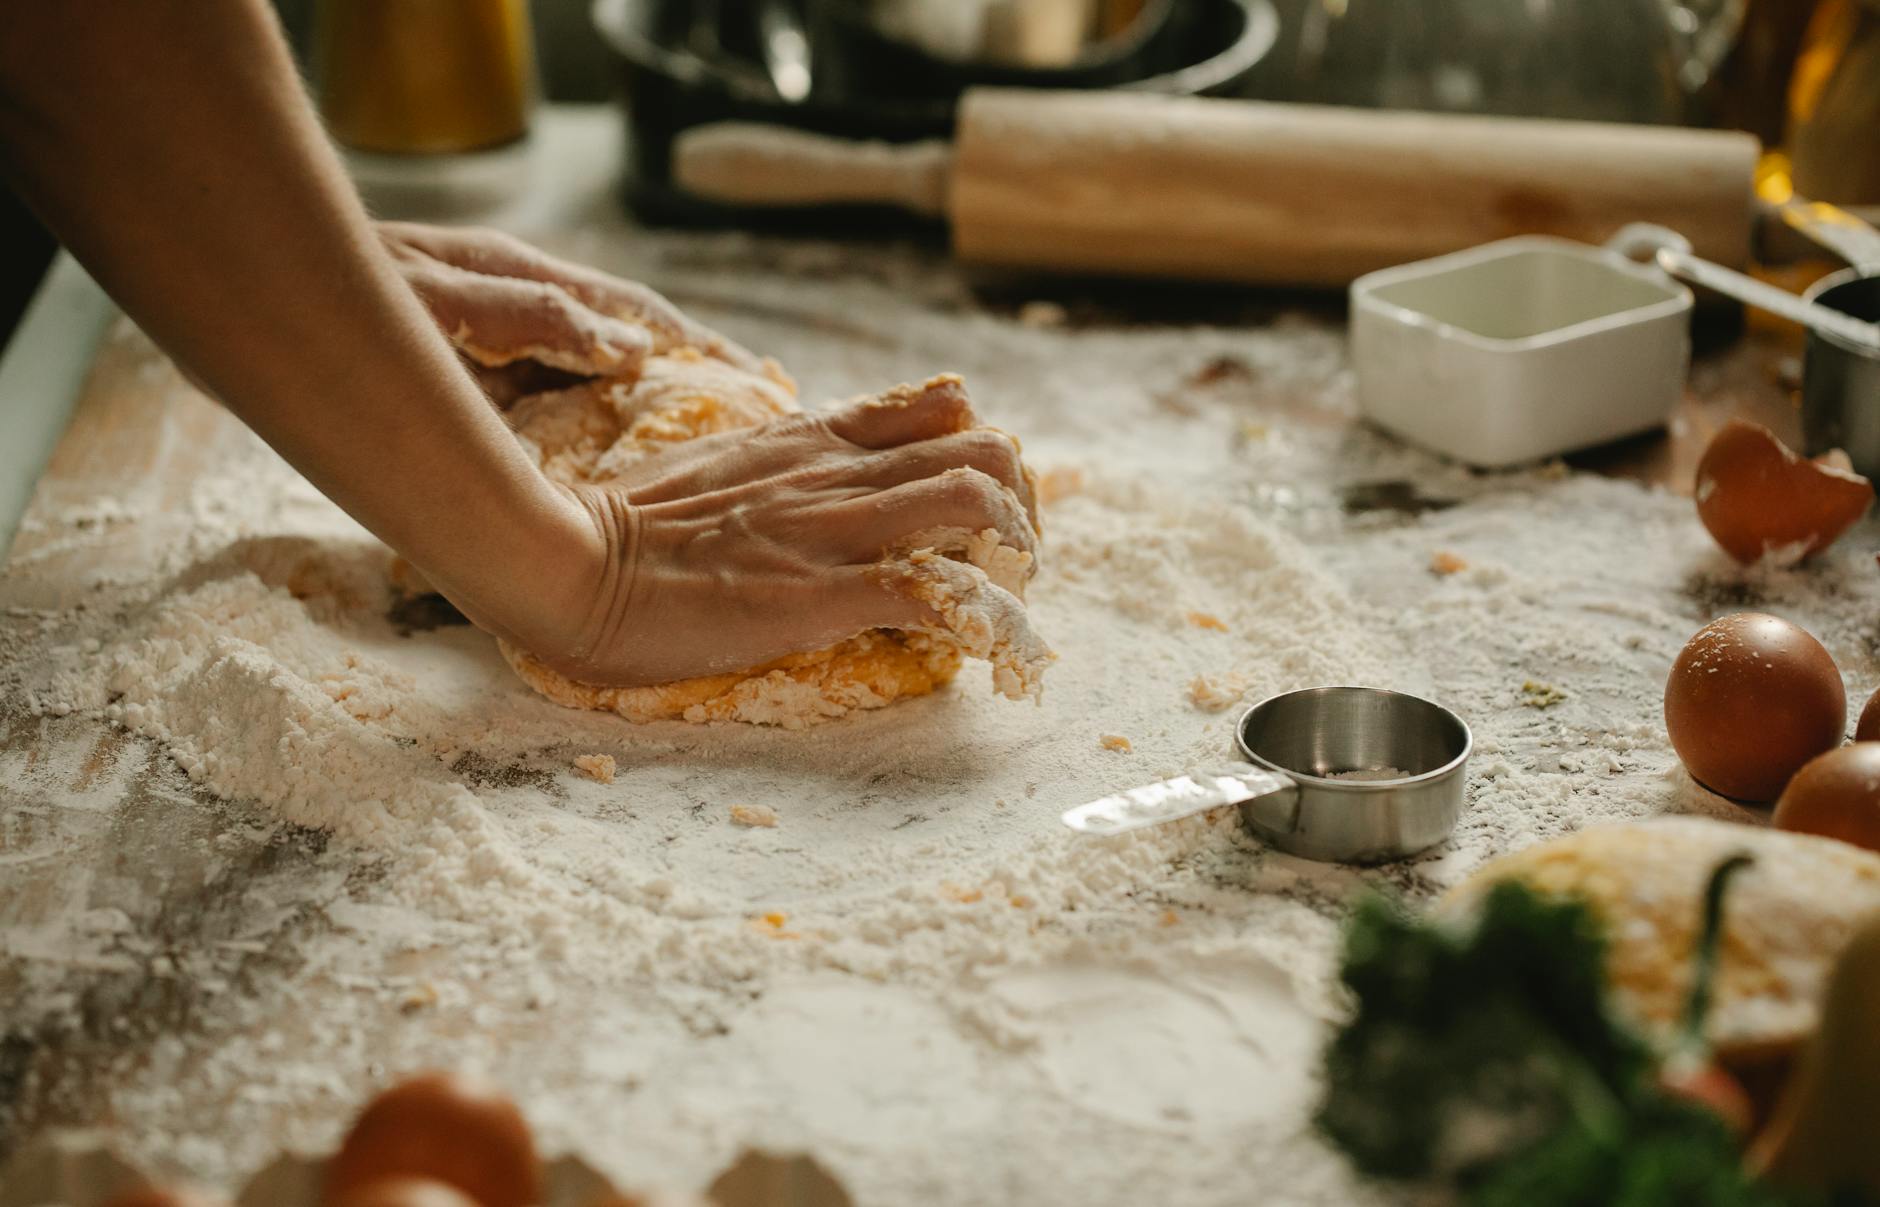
[673,122,952,217]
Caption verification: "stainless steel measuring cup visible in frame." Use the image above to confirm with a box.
[1802,270,1880,479]
[1061,686,1472,863]
[1613,206,1880,479]
[1788,203,1880,480]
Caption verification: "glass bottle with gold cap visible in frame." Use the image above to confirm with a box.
[1786,0,1880,207]
[314,0,536,155]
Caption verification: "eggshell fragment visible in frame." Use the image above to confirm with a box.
[323,1072,540,1207]
[1694,420,1872,566]
[1664,612,1846,802]
[1774,743,1880,854]
[1857,687,1880,743]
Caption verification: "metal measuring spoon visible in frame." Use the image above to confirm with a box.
[1609,223,1880,354]
[1062,687,1471,864]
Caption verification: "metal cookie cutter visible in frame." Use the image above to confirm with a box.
[1062,686,1472,864]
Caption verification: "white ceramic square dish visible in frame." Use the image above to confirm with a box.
[1349,236,1693,468]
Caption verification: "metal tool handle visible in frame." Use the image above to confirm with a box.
[1610,223,1880,353]
[1777,197,1880,275]
[1060,763,1298,835]
[1657,247,1880,352]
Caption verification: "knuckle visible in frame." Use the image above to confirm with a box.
[960,429,1021,475]
[791,413,845,449]
[468,225,529,255]
[940,466,1004,513]
[398,258,452,292]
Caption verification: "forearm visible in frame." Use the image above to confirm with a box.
[0,0,594,637]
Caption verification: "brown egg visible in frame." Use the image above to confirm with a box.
[1858,687,1880,743]
[323,1072,540,1207]
[1664,612,1846,802]
[1774,743,1880,854]
[327,1178,483,1207]
[1694,421,1872,565]
[99,1190,227,1207]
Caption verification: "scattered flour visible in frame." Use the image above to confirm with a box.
[2,208,1872,1207]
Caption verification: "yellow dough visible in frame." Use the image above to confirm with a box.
[1441,818,1880,1061]
[492,349,1051,728]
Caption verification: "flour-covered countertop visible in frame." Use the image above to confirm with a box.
[0,108,1861,1206]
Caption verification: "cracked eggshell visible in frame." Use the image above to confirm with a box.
[1664,612,1846,803]
[1694,421,1873,566]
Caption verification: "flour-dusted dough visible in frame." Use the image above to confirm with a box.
[494,351,1051,728]
[1441,818,1880,1061]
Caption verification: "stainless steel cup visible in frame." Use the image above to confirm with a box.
[1060,685,1471,863]
[1232,687,1471,862]
[1800,270,1880,481]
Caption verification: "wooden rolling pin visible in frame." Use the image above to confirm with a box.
[674,89,1762,287]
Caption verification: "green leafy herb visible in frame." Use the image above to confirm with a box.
[1315,870,1836,1207]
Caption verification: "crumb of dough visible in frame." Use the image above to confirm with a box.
[1521,680,1568,710]
[748,911,800,939]
[730,803,779,828]
[573,753,616,784]
[1430,551,1469,576]
[1159,910,1181,927]
[1187,674,1246,712]
[1034,465,1085,505]
[940,883,983,904]
[1099,734,1132,752]
[1185,611,1228,631]
[1017,300,1068,329]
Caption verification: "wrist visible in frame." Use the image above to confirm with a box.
[544,485,641,678]
[409,473,609,658]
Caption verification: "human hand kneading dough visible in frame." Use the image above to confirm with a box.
[522,379,1040,689]
[378,220,762,399]
[378,223,1042,689]
[0,0,1044,698]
